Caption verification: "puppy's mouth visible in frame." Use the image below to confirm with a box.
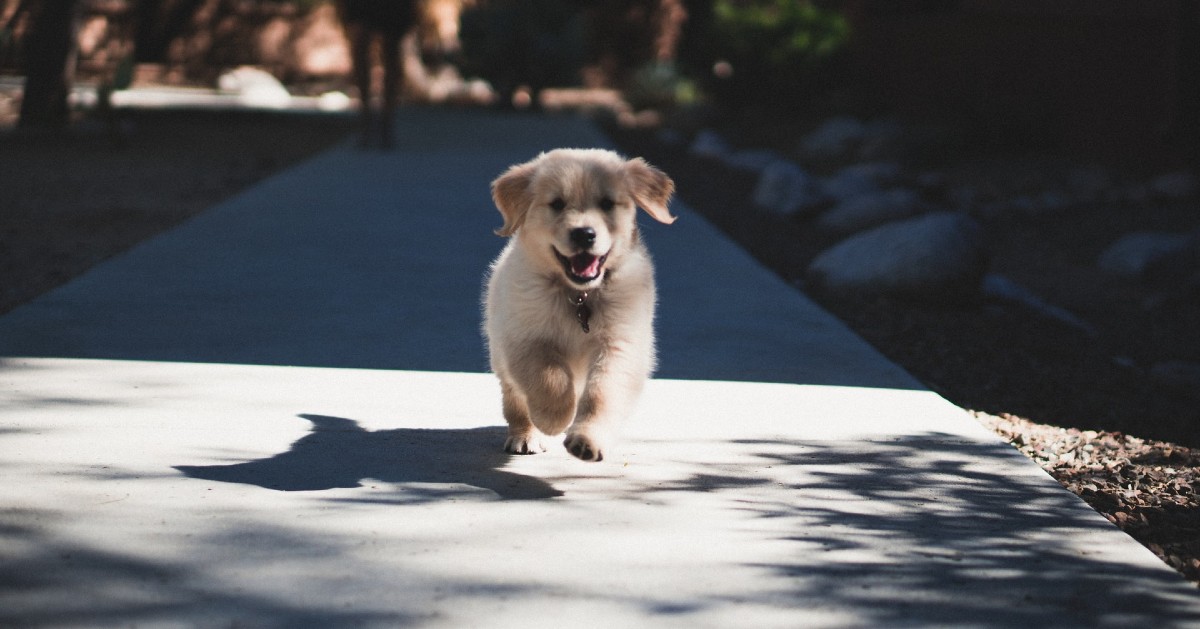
[554,249,608,285]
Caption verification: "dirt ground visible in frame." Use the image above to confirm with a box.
[0,109,354,315]
[1,104,1197,587]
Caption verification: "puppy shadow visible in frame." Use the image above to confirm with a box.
[175,414,562,501]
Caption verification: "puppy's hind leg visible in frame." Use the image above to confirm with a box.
[499,380,546,454]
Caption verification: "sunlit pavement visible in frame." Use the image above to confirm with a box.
[3,109,1198,627]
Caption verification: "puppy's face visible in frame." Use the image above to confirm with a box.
[491,149,675,289]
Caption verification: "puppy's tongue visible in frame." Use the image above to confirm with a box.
[570,253,602,279]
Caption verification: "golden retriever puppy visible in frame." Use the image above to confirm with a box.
[484,149,675,461]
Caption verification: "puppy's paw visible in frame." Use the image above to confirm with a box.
[504,432,547,455]
[563,431,606,462]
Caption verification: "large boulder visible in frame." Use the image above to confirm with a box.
[798,116,868,161]
[1148,171,1199,201]
[752,160,823,216]
[834,162,903,187]
[807,212,988,301]
[721,149,783,174]
[816,188,924,234]
[821,166,881,203]
[688,130,730,159]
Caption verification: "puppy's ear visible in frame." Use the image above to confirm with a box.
[491,161,536,237]
[625,158,676,225]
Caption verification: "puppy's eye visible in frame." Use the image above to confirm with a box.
[598,197,615,212]
[549,198,566,212]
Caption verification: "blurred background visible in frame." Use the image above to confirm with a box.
[3,0,1198,159]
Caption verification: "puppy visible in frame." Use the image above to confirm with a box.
[483,149,675,461]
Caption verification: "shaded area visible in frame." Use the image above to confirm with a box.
[604,118,1200,447]
[0,510,429,628]
[5,430,1198,625]
[634,434,1200,625]
[176,414,561,501]
[742,439,1193,625]
[0,109,355,316]
[0,108,922,390]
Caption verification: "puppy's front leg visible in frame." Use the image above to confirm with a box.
[499,380,546,454]
[564,349,648,462]
[507,344,577,439]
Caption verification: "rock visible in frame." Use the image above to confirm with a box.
[807,212,988,300]
[721,149,783,174]
[947,185,979,210]
[1034,190,1073,214]
[798,116,867,161]
[1149,361,1200,399]
[217,66,291,108]
[980,274,1096,335]
[916,171,947,194]
[854,119,904,160]
[655,128,685,147]
[838,161,903,186]
[1097,231,1193,279]
[801,118,955,163]
[1149,171,1199,201]
[1066,165,1112,202]
[317,91,352,111]
[688,130,729,159]
[1011,196,1044,215]
[821,167,880,203]
[752,160,822,216]
[1144,230,1200,286]
[1120,184,1151,205]
[816,188,924,234]
[973,190,1074,219]
[972,201,1011,221]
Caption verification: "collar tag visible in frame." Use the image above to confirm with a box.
[570,291,591,333]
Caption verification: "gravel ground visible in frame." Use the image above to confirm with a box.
[977,411,1200,583]
[1,104,1196,587]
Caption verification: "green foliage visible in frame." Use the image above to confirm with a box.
[708,0,851,107]
[624,61,700,111]
[713,0,849,68]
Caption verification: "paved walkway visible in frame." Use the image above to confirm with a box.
[2,108,1198,627]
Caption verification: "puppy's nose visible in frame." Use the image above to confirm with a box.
[570,227,597,249]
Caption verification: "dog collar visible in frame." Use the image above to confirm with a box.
[570,291,591,333]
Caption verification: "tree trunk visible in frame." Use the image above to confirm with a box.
[18,0,81,130]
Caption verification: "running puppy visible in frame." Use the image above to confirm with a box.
[483,149,675,461]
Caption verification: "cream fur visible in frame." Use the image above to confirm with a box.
[483,149,675,461]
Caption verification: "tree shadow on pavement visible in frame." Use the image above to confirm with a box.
[633,434,1200,626]
[7,428,1200,625]
[175,414,562,501]
[0,510,423,628]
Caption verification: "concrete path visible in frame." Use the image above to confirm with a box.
[2,108,1198,627]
